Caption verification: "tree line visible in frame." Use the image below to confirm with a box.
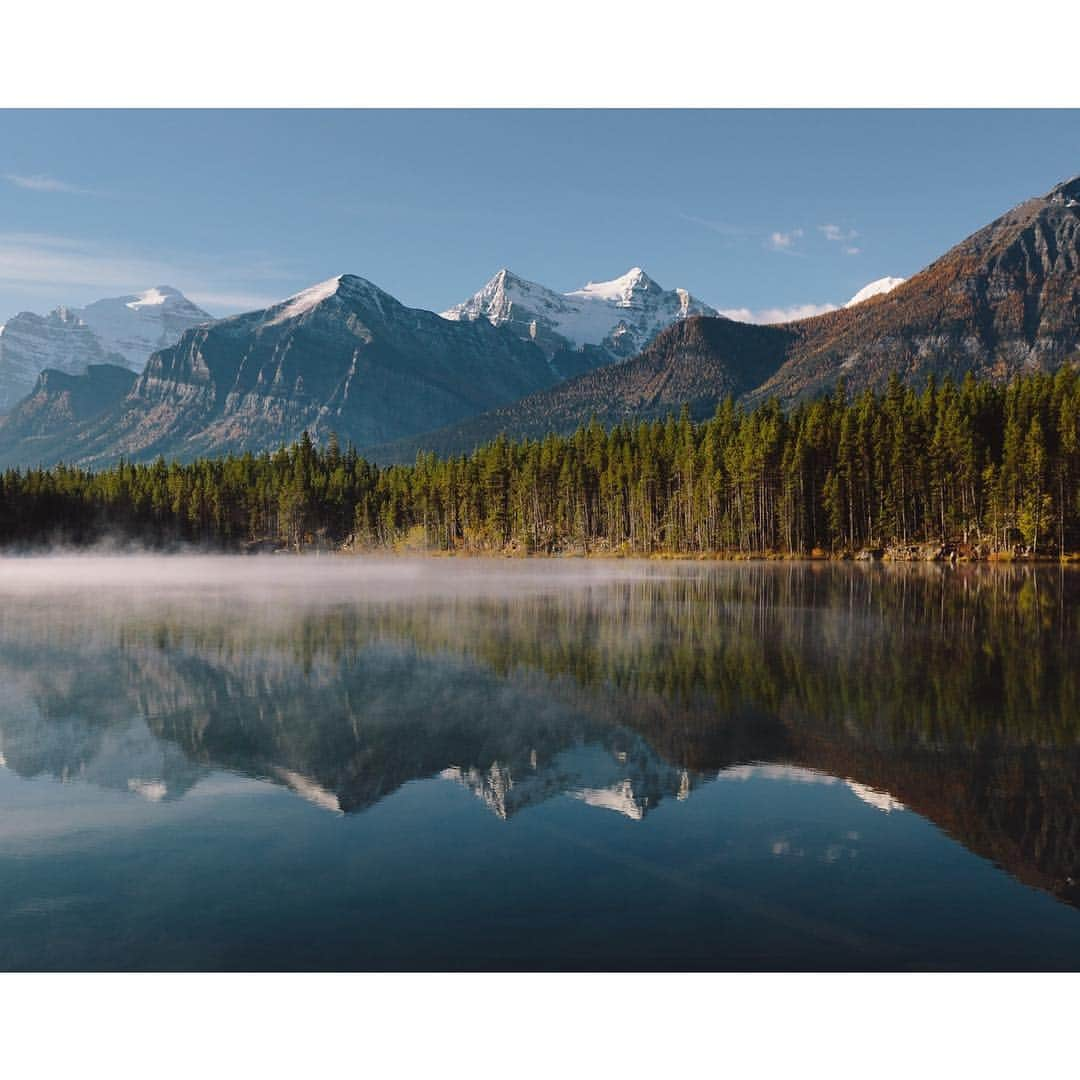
[1,367,1079,555]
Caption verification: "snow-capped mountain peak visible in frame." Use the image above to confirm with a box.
[77,286,213,369]
[845,276,906,307]
[566,266,657,305]
[442,266,718,361]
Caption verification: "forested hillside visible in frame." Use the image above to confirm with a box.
[2,367,1079,556]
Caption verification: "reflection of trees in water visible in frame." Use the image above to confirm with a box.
[0,563,1078,900]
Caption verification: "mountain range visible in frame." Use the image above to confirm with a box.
[0,286,211,411]
[0,174,1076,468]
[0,268,716,467]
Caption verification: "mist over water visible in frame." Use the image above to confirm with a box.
[1,556,1079,970]
[0,553,690,601]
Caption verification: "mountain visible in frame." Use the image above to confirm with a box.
[0,286,211,411]
[755,174,1080,402]
[0,308,111,411]
[365,316,791,461]
[0,365,136,452]
[78,286,213,368]
[845,276,905,307]
[0,274,562,468]
[441,266,719,372]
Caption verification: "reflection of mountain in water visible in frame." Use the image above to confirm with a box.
[443,739,696,820]
[0,563,1078,905]
[0,634,705,821]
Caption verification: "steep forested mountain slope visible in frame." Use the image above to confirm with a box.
[366,316,792,461]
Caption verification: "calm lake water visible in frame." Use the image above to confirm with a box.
[1,555,1078,971]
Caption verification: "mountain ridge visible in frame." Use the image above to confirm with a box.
[0,273,561,468]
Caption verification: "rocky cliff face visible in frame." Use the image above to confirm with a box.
[4,364,136,437]
[0,364,137,467]
[0,308,112,410]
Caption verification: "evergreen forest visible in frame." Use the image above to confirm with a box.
[2,369,1080,557]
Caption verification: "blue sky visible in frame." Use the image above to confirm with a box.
[1,109,1078,322]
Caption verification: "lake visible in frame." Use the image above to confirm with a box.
[1,555,1078,971]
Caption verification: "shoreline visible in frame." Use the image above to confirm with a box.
[1,543,1078,564]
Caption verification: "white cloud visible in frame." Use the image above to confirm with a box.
[719,300,839,324]
[716,306,756,322]
[767,228,803,252]
[819,223,858,243]
[819,224,861,255]
[5,173,89,194]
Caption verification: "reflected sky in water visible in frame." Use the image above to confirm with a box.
[1,556,1079,970]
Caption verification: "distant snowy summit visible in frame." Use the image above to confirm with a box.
[0,286,212,410]
[845,276,906,307]
[442,266,719,363]
[79,286,212,369]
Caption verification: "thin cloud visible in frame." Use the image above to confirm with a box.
[0,232,291,317]
[843,245,861,256]
[5,173,90,194]
[766,228,803,253]
[819,223,858,243]
[719,301,839,324]
[677,211,749,238]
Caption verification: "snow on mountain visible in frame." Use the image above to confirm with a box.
[0,271,564,468]
[78,286,213,368]
[0,286,212,411]
[441,740,699,821]
[442,266,719,360]
[846,780,906,813]
[265,275,346,327]
[845,276,906,307]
